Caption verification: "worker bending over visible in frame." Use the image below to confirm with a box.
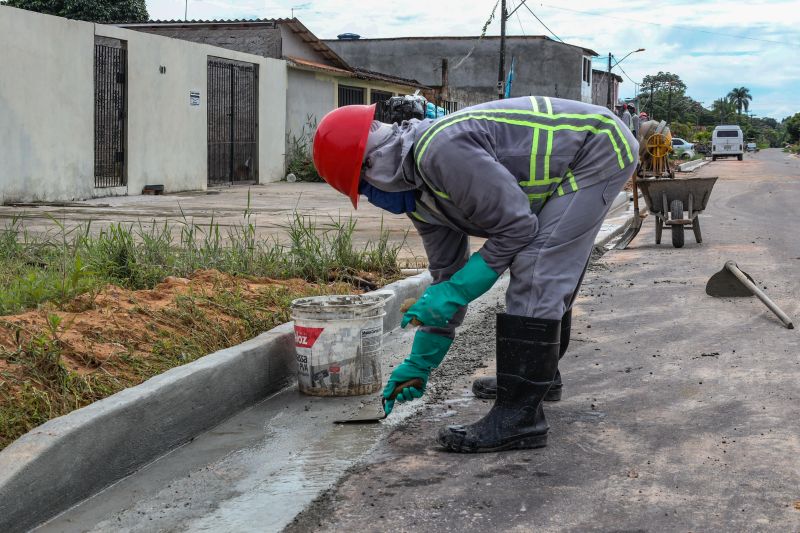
[313,96,639,453]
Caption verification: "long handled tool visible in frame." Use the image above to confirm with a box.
[706,260,794,329]
[615,172,643,250]
[333,378,424,424]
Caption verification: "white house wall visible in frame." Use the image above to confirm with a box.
[0,6,287,204]
[286,68,335,142]
[0,8,96,203]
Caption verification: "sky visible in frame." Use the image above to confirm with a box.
[145,0,800,120]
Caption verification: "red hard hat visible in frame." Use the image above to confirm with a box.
[313,104,376,208]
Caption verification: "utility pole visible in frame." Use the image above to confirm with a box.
[497,0,507,99]
[185,0,188,21]
[606,53,612,110]
[666,82,673,124]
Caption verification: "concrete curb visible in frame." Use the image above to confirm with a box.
[678,158,709,172]
[596,214,634,248]
[0,273,432,533]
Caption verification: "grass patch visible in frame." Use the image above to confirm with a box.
[0,202,405,449]
[0,200,404,315]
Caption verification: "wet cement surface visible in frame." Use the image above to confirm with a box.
[285,150,800,532]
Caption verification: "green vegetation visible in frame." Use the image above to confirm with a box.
[286,115,323,182]
[727,87,753,118]
[0,205,403,316]
[636,73,792,148]
[1,0,148,22]
[0,281,336,450]
[0,205,405,448]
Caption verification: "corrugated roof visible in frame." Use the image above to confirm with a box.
[286,56,427,89]
[119,18,350,70]
[592,69,624,83]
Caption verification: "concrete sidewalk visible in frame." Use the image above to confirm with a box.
[0,183,428,265]
[0,182,629,267]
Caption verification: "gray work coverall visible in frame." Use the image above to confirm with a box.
[402,96,639,339]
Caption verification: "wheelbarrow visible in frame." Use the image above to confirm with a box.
[636,176,718,248]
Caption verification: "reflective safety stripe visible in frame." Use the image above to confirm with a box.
[556,170,579,196]
[416,108,633,166]
[525,127,541,185]
[413,101,618,216]
[417,113,629,170]
[411,211,426,222]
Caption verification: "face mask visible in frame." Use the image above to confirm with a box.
[359,181,416,215]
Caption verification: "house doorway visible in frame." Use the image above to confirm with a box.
[207,58,259,186]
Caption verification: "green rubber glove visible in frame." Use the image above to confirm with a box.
[383,330,454,415]
[401,253,500,329]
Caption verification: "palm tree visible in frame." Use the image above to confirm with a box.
[727,87,753,118]
[712,98,736,124]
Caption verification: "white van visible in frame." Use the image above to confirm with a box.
[712,125,744,161]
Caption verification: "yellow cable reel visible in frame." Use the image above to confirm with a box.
[646,133,672,159]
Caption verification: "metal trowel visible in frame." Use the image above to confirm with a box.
[333,378,424,424]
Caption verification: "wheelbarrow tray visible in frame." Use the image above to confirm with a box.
[637,176,718,215]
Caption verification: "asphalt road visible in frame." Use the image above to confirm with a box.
[286,149,800,533]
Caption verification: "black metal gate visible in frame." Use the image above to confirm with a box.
[371,90,393,122]
[207,58,258,185]
[94,43,127,188]
[338,84,365,106]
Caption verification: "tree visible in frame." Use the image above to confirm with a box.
[1,0,148,23]
[640,72,689,124]
[785,113,800,144]
[712,98,736,124]
[727,87,753,118]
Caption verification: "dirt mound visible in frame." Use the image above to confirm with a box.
[0,270,351,449]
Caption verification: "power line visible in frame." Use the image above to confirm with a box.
[452,1,500,70]
[539,3,800,47]
[611,55,638,86]
[521,1,563,42]
[510,0,527,36]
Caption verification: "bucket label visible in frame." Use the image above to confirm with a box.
[295,326,324,349]
[359,326,383,384]
[293,318,383,395]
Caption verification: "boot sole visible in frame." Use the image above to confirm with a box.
[438,432,548,453]
[473,388,562,402]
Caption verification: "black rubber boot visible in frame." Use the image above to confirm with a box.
[472,310,571,401]
[437,313,560,453]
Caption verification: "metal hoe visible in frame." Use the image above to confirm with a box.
[706,260,794,329]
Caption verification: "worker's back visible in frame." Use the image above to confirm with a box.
[414,96,637,215]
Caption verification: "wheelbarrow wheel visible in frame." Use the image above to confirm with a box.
[670,199,685,248]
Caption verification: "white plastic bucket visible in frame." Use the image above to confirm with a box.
[290,294,388,396]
